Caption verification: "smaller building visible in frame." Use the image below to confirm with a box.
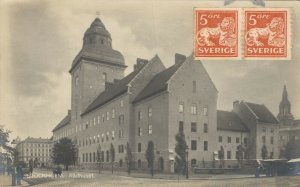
[217,100,280,168]
[217,110,249,168]
[15,137,52,167]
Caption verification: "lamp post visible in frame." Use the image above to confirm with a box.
[185,145,189,179]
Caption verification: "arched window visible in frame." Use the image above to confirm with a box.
[106,151,110,162]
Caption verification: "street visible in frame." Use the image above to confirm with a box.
[19,169,300,187]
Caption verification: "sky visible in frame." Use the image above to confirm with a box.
[0,0,299,141]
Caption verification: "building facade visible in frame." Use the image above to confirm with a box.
[52,17,280,173]
[15,137,52,167]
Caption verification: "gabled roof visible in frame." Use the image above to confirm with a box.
[133,60,184,103]
[244,102,279,124]
[82,60,149,115]
[52,111,71,132]
[217,110,249,132]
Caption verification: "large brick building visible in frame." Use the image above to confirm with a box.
[52,17,280,172]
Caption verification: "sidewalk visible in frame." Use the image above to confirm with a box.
[68,168,254,180]
[0,175,29,187]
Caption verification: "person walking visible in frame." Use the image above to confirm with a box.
[16,164,23,185]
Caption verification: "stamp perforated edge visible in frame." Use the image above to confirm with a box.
[193,8,242,60]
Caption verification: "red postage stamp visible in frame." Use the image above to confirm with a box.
[244,9,289,59]
[194,9,238,59]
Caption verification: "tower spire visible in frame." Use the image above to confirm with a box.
[277,85,294,125]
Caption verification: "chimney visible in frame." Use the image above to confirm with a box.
[233,100,239,112]
[134,58,148,71]
[175,53,186,65]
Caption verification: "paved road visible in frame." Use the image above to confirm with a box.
[24,170,300,187]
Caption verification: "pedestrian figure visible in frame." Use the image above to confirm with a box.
[16,164,23,185]
[29,165,33,176]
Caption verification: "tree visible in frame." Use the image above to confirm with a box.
[97,145,102,173]
[52,137,76,170]
[125,142,134,175]
[145,141,155,177]
[110,143,115,174]
[219,146,225,168]
[261,145,268,159]
[285,139,300,160]
[174,131,187,174]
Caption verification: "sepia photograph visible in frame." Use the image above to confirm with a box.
[0,0,300,186]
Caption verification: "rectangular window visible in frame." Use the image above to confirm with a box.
[112,131,115,140]
[120,100,124,107]
[191,122,197,132]
[236,137,240,144]
[75,76,79,86]
[138,143,142,152]
[102,114,105,122]
[270,136,274,144]
[138,111,142,121]
[148,124,153,134]
[148,107,152,117]
[271,128,274,133]
[203,123,208,133]
[119,115,124,125]
[191,140,197,150]
[262,136,266,144]
[102,134,104,142]
[244,137,248,144]
[179,121,184,132]
[98,116,100,124]
[191,105,197,115]
[227,151,231,159]
[262,127,266,132]
[112,109,115,119]
[94,118,96,126]
[218,136,222,143]
[203,141,208,151]
[138,127,142,136]
[119,130,124,139]
[192,80,196,93]
[203,106,208,116]
[106,112,110,120]
[227,137,231,143]
[179,102,184,113]
[106,132,109,141]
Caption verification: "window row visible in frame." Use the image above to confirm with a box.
[190,140,208,151]
[178,102,208,116]
[78,130,124,147]
[137,107,153,121]
[179,121,208,133]
[218,136,248,144]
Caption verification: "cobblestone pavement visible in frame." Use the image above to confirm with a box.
[22,169,300,187]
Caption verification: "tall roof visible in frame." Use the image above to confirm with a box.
[52,110,71,132]
[217,110,249,132]
[82,57,152,115]
[133,56,186,103]
[244,102,279,124]
[70,18,125,73]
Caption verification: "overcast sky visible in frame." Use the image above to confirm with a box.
[0,0,299,140]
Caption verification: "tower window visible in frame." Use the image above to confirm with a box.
[75,76,79,86]
[192,81,196,93]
